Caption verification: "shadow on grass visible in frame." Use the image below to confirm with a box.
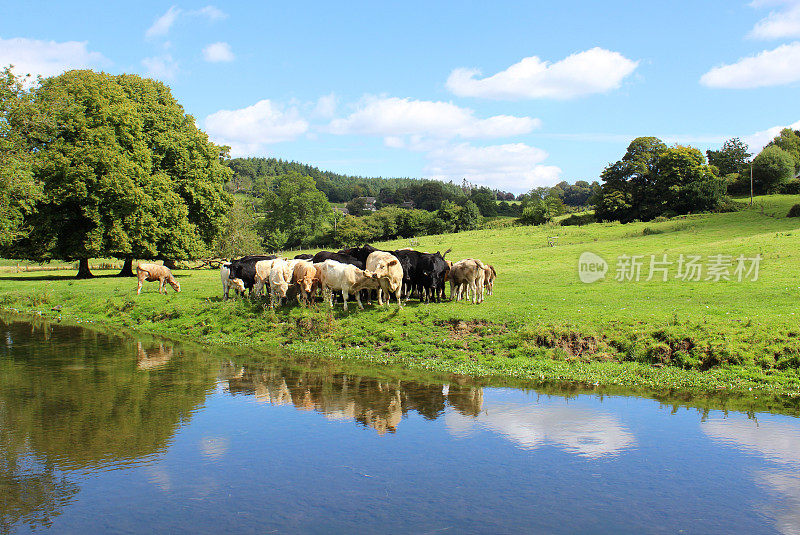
[0,273,127,282]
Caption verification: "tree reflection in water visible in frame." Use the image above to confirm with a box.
[0,317,217,532]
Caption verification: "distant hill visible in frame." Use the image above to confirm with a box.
[226,157,430,203]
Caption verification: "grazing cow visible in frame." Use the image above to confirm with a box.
[449,258,486,304]
[220,262,245,300]
[228,255,277,297]
[136,263,181,295]
[483,265,497,297]
[268,258,294,306]
[317,260,379,311]
[311,251,365,269]
[292,260,321,304]
[294,253,314,260]
[366,251,404,306]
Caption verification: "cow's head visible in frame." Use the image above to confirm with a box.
[168,276,181,292]
[230,278,246,294]
[364,270,379,279]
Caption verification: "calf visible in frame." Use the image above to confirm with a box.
[449,258,486,304]
[366,251,404,306]
[252,258,279,297]
[220,262,245,300]
[317,260,379,311]
[137,263,181,295]
[228,255,277,297]
[483,265,497,297]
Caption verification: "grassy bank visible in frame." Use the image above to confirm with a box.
[2,194,800,396]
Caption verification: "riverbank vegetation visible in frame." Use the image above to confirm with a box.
[2,194,800,396]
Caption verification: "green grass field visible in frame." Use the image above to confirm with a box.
[3,194,800,395]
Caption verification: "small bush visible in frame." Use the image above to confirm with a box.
[778,179,800,195]
[560,213,595,226]
[787,204,800,218]
[641,227,663,236]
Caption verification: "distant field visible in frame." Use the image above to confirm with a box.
[2,194,800,394]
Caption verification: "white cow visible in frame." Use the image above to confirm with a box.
[365,251,404,306]
[317,260,378,311]
[268,258,294,306]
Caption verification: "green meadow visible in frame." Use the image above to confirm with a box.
[3,194,800,395]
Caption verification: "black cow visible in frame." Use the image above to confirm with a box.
[294,253,314,260]
[311,251,365,270]
[228,255,277,297]
[337,244,379,265]
[391,249,450,302]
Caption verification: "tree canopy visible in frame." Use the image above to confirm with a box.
[2,69,232,276]
[752,145,795,193]
[257,171,332,249]
[595,137,724,222]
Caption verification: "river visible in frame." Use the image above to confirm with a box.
[1,315,799,534]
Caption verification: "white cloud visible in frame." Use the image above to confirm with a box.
[446,47,639,100]
[446,402,635,458]
[423,142,561,192]
[194,6,227,21]
[327,96,539,142]
[0,37,108,78]
[146,6,182,39]
[204,99,309,155]
[146,5,227,39]
[701,41,800,88]
[745,119,800,151]
[312,93,337,119]
[202,42,234,62]
[141,54,178,80]
[749,1,800,39]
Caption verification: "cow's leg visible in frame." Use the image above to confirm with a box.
[342,290,349,311]
[159,279,165,294]
[137,277,143,295]
[395,288,402,307]
[354,288,365,310]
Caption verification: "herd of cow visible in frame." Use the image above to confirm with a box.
[218,245,497,310]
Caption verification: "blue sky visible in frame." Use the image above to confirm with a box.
[2,0,800,192]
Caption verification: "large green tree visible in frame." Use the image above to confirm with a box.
[767,128,800,172]
[752,145,795,193]
[0,68,43,248]
[257,172,332,249]
[5,70,232,277]
[706,137,751,177]
[596,137,723,222]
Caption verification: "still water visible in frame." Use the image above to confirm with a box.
[2,316,800,534]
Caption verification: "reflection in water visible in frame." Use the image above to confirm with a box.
[0,317,217,532]
[703,418,800,535]
[136,342,173,370]
[220,363,484,435]
[446,402,636,457]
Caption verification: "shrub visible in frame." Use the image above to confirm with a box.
[788,204,800,218]
[560,213,595,226]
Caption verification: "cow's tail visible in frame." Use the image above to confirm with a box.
[473,258,486,270]
[442,248,452,258]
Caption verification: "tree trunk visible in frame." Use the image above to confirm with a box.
[162,259,177,270]
[117,256,135,277]
[76,258,94,279]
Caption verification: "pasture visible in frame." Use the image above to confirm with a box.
[2,194,800,395]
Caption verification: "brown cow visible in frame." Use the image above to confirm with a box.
[292,260,321,304]
[449,258,486,304]
[136,263,180,295]
[483,264,497,297]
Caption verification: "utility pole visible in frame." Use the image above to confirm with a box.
[750,163,754,206]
